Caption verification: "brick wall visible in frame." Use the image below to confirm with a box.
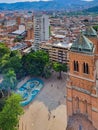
[66,50,98,129]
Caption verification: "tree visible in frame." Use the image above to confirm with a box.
[10,50,22,58]
[22,50,49,76]
[2,69,17,95]
[0,43,10,59]
[0,43,10,73]
[43,62,52,78]
[0,94,23,130]
[0,98,5,112]
[0,84,4,98]
[53,62,67,79]
[93,25,98,32]
[0,45,23,79]
[0,43,24,80]
[7,56,23,79]
[5,50,23,79]
[0,54,10,73]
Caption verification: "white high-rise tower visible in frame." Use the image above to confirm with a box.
[34,14,50,50]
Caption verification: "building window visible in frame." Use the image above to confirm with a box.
[83,63,89,74]
[74,61,79,72]
[84,100,88,114]
[76,97,79,112]
[79,125,82,130]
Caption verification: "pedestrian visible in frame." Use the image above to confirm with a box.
[48,109,51,120]
[58,101,61,105]
[53,115,55,118]
[48,113,51,120]
[57,86,59,89]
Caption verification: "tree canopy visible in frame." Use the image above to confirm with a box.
[22,50,49,76]
[0,94,23,130]
[53,62,67,79]
[0,43,10,59]
[0,43,51,101]
[0,43,24,79]
[0,43,50,79]
[93,25,98,32]
[2,69,17,92]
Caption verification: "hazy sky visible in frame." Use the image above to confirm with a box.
[0,0,94,3]
[0,0,50,3]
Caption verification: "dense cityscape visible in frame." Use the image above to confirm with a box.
[0,0,98,130]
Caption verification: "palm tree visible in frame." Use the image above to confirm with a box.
[2,69,17,95]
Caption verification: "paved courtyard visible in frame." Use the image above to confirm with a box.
[19,72,67,130]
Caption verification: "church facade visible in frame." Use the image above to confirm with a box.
[66,27,98,130]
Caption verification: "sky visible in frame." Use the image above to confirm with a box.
[0,0,94,3]
[0,0,50,3]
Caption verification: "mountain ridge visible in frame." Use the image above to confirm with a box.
[86,5,98,12]
[0,0,98,11]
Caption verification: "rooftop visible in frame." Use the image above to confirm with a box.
[83,26,98,37]
[10,42,27,51]
[53,42,72,49]
[52,34,65,39]
[11,30,25,35]
[22,46,32,53]
[70,33,94,54]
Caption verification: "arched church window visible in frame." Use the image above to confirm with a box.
[84,100,88,114]
[76,97,79,112]
[83,62,85,73]
[76,61,79,71]
[83,62,89,74]
[74,61,76,71]
[74,61,79,72]
[86,63,89,74]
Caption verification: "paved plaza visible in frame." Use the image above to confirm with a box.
[19,72,67,130]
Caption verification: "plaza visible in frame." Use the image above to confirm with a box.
[18,72,67,130]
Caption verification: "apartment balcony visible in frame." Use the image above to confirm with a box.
[49,53,58,56]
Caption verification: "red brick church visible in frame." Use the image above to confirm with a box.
[66,26,98,130]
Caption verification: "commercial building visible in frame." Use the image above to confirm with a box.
[8,24,26,38]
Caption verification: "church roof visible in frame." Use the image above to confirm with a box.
[83,26,97,37]
[70,33,94,54]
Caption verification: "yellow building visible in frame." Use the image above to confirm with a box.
[40,42,72,64]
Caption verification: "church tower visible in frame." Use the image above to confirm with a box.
[66,27,98,130]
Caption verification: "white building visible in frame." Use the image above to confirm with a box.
[19,24,26,32]
[34,14,50,50]
[4,19,16,27]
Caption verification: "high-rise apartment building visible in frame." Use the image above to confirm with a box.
[34,14,50,50]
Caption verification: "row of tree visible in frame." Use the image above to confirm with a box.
[0,43,24,130]
[0,43,51,91]
[0,43,68,95]
[0,43,68,97]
